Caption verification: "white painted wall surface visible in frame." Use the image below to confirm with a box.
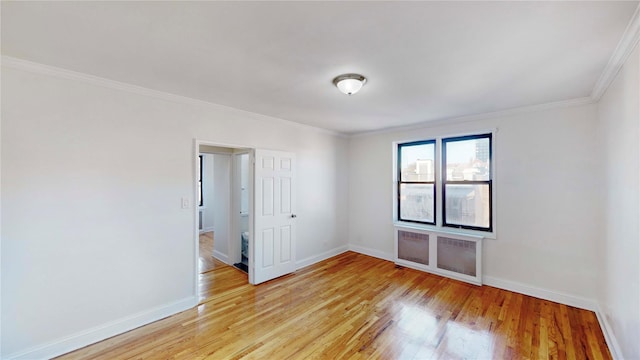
[240,153,250,234]
[212,153,231,259]
[0,64,349,358]
[199,153,215,232]
[596,44,640,360]
[349,104,600,302]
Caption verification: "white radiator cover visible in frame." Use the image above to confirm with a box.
[394,225,483,285]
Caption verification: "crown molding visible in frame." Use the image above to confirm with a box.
[1,56,348,138]
[349,96,594,138]
[591,3,640,101]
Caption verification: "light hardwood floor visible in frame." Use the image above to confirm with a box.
[199,232,225,274]
[57,252,611,359]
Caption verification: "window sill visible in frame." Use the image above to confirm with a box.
[393,221,495,239]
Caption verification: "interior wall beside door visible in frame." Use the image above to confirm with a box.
[200,153,215,233]
[2,64,350,359]
[212,154,231,262]
[239,153,249,234]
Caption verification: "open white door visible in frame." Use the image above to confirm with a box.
[251,149,296,285]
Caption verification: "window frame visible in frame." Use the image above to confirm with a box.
[441,133,493,232]
[397,139,436,225]
[393,131,496,238]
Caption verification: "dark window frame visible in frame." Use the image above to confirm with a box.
[441,133,492,232]
[397,139,436,225]
[198,155,204,207]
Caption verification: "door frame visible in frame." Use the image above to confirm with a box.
[231,150,251,266]
[193,139,254,298]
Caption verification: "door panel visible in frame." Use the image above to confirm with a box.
[262,178,274,215]
[251,149,296,284]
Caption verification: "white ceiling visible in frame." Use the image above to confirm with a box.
[2,1,638,135]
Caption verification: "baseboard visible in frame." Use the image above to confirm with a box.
[213,250,229,264]
[483,276,596,311]
[595,303,624,359]
[296,245,348,270]
[348,244,394,262]
[347,246,596,311]
[5,296,198,360]
[199,227,214,234]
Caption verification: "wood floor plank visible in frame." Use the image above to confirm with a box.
[56,252,611,360]
[198,232,225,274]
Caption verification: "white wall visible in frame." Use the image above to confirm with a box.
[239,153,250,234]
[0,63,349,358]
[199,153,215,232]
[212,153,231,259]
[349,103,600,303]
[596,44,640,359]
[240,153,249,217]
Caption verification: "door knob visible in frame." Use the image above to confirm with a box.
[291,214,297,218]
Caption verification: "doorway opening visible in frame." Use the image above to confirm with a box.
[194,140,298,296]
[196,143,251,278]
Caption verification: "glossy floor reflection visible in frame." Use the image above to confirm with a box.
[57,252,611,359]
[198,231,225,274]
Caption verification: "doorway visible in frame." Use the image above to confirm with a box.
[197,144,248,276]
[193,140,298,296]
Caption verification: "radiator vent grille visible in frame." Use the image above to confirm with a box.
[394,227,482,285]
[397,230,429,265]
[437,236,476,277]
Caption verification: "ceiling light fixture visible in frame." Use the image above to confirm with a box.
[333,73,367,95]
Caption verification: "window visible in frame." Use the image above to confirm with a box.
[396,132,493,233]
[397,140,436,224]
[442,134,492,232]
[198,155,203,207]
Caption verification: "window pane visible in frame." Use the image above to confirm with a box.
[445,137,490,181]
[444,184,490,228]
[400,184,434,223]
[400,142,435,182]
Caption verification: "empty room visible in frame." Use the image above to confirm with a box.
[1,1,639,359]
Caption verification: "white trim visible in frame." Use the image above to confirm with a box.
[348,244,394,262]
[0,48,3,359]
[1,56,598,140]
[4,296,197,360]
[193,141,200,302]
[1,56,346,138]
[595,303,624,360]
[295,245,349,270]
[396,259,482,286]
[483,276,596,311]
[2,54,613,139]
[199,226,214,234]
[591,3,640,101]
[213,250,230,265]
[350,97,594,138]
[350,244,598,310]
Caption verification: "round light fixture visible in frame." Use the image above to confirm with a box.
[333,73,367,95]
